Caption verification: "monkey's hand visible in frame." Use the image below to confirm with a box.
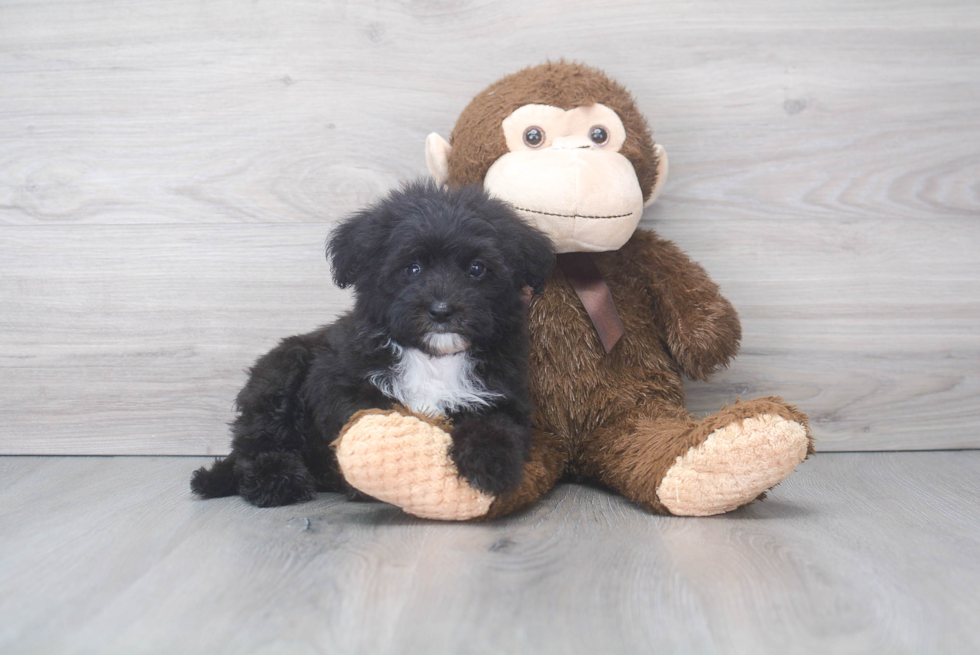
[626,230,742,380]
[333,408,495,520]
[663,295,742,381]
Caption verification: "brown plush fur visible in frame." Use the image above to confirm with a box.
[446,62,813,518]
[448,61,661,203]
[483,234,814,518]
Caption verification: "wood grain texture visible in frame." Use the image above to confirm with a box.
[1,0,979,453]
[0,452,977,654]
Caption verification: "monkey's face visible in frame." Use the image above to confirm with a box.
[427,64,670,254]
[480,104,640,253]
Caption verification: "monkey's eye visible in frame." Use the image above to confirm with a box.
[405,263,422,278]
[523,126,545,148]
[468,261,486,279]
[589,125,609,146]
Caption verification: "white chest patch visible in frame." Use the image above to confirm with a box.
[370,344,501,417]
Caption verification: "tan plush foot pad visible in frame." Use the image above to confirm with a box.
[335,412,494,521]
[656,414,809,516]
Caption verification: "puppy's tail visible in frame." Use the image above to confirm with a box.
[190,454,238,499]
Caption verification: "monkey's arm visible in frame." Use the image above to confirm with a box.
[626,230,742,380]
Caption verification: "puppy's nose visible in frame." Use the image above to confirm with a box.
[427,301,454,323]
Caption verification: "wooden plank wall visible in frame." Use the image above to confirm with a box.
[1,0,978,454]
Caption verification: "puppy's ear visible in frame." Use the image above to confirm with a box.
[514,219,555,295]
[326,208,385,289]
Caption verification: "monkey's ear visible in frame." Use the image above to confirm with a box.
[426,133,452,187]
[644,144,669,208]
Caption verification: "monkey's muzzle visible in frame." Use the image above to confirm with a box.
[484,148,644,253]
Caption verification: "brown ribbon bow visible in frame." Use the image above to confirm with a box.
[557,252,625,353]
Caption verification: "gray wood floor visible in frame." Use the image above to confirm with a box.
[2,0,979,455]
[1,452,977,655]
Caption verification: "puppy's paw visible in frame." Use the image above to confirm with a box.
[190,456,237,498]
[235,452,317,507]
[335,409,494,521]
[449,416,527,496]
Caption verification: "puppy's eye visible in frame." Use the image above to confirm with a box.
[523,126,545,148]
[468,261,486,279]
[405,263,422,278]
[589,125,609,146]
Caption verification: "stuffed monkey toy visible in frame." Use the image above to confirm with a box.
[334,61,813,520]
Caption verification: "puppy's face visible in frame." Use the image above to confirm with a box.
[328,181,554,355]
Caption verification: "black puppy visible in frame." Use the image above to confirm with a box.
[191,181,554,507]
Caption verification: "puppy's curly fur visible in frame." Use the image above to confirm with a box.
[191,181,554,507]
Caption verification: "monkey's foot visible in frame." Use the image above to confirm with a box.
[656,402,812,516]
[334,409,495,521]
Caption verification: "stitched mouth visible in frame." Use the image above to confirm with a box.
[513,206,633,220]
